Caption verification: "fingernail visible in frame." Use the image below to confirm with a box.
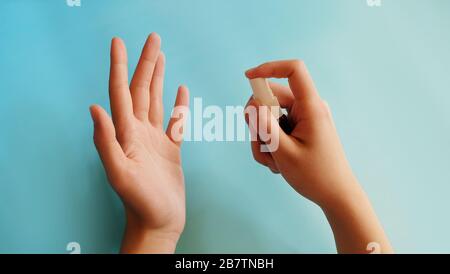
[179,84,189,92]
[111,37,120,44]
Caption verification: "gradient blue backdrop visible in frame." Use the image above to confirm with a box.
[1,0,450,253]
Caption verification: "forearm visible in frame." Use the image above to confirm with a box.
[321,178,393,254]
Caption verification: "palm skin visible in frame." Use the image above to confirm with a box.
[90,33,189,253]
[115,117,186,235]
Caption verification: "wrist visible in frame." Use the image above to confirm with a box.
[120,210,182,254]
[318,175,366,215]
[121,223,181,254]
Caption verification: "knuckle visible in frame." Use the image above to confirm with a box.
[131,79,151,91]
[109,81,128,92]
[311,99,330,120]
[291,59,304,69]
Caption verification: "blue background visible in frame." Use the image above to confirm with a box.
[1,0,450,253]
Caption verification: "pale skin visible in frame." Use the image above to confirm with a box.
[245,60,393,254]
[91,33,392,254]
[90,33,188,253]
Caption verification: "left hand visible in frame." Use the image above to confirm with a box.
[90,33,189,253]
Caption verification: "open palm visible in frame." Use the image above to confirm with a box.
[90,33,189,252]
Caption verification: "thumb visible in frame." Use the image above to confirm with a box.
[90,105,126,173]
[246,100,296,160]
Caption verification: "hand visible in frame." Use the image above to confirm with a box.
[245,60,355,207]
[90,33,189,253]
[245,60,392,253]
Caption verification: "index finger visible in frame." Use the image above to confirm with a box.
[245,60,319,101]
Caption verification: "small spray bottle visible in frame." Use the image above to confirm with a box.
[249,78,293,134]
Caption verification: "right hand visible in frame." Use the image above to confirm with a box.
[245,60,360,208]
